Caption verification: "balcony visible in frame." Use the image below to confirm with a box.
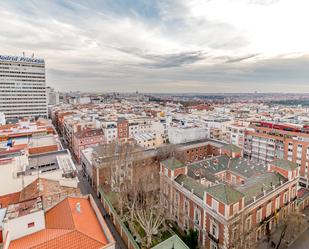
[208,233,219,244]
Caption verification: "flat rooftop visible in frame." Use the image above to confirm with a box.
[29,135,57,148]
[26,150,76,177]
[177,138,226,151]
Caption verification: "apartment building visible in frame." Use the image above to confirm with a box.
[117,117,129,140]
[128,118,153,137]
[244,121,309,187]
[46,86,59,105]
[63,116,95,148]
[160,153,299,249]
[73,128,105,163]
[102,120,118,143]
[0,54,47,119]
[168,123,209,144]
[225,123,247,148]
[85,142,160,194]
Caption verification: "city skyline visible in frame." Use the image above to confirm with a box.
[1,0,309,93]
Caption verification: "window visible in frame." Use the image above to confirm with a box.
[174,192,179,207]
[184,219,189,230]
[184,200,190,216]
[231,225,238,241]
[233,202,239,214]
[28,222,35,228]
[266,202,272,217]
[275,196,280,210]
[256,228,262,241]
[212,199,218,212]
[194,208,201,226]
[210,221,219,238]
[245,215,252,230]
[256,208,262,223]
[284,192,288,203]
[211,241,218,249]
[291,186,296,199]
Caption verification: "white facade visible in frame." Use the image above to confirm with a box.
[226,124,246,148]
[0,153,78,196]
[168,126,208,144]
[0,112,5,125]
[102,121,117,143]
[46,87,59,105]
[81,147,94,181]
[0,54,47,118]
[3,210,45,241]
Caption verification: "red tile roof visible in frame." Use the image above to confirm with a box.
[8,197,108,249]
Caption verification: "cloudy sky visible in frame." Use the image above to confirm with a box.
[1,0,309,93]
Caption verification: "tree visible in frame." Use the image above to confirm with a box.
[183,229,198,249]
[134,190,165,248]
[156,144,185,163]
[96,141,138,216]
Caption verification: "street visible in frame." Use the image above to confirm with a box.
[77,170,128,249]
[59,135,127,249]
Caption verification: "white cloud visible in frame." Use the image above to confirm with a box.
[0,0,308,92]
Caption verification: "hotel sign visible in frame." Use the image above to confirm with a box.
[0,55,44,64]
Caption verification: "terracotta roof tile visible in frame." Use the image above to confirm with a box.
[8,229,70,249]
[33,231,104,249]
[68,198,107,244]
[45,198,75,230]
[8,197,108,249]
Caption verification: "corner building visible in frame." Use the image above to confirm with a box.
[0,54,47,119]
[160,154,299,249]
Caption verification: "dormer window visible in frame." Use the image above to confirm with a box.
[233,202,239,214]
[212,199,218,213]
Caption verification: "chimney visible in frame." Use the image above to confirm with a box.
[76,202,81,213]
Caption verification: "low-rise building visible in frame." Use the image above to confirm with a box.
[73,128,105,163]
[0,150,78,198]
[1,196,115,249]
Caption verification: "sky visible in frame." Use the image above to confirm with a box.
[0,0,309,93]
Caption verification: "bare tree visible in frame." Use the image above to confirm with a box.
[96,141,138,216]
[124,179,144,222]
[134,190,165,248]
[156,144,184,162]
